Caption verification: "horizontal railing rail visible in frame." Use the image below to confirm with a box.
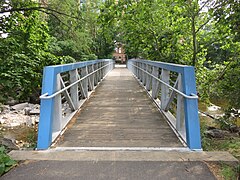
[37,59,115,150]
[127,59,201,150]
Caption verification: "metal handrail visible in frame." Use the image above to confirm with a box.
[40,62,113,99]
[131,63,198,99]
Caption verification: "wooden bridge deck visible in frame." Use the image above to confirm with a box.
[57,66,183,148]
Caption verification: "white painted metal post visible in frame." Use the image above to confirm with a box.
[100,62,103,79]
[176,74,185,136]
[88,65,94,91]
[138,62,141,80]
[146,64,152,91]
[136,62,140,79]
[94,63,98,86]
[161,69,170,109]
[142,63,146,86]
[97,62,101,82]
[52,74,62,133]
[81,66,88,99]
[152,66,160,99]
[140,63,144,82]
[134,61,137,75]
[69,69,79,109]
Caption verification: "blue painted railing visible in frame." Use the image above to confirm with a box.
[37,59,114,150]
[127,59,201,150]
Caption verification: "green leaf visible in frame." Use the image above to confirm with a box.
[0,147,5,154]
[5,159,16,167]
[0,163,5,176]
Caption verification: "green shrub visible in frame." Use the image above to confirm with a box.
[0,146,17,176]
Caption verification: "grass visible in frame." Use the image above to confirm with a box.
[22,127,37,149]
[202,137,240,160]
[220,163,239,180]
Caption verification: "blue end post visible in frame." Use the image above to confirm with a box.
[182,67,202,150]
[37,67,57,150]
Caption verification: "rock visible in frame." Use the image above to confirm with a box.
[229,125,239,133]
[24,107,32,115]
[34,104,40,109]
[11,103,29,111]
[0,137,19,151]
[207,104,221,111]
[29,109,40,115]
[206,126,217,130]
[9,122,21,127]
[205,129,225,138]
[34,117,39,123]
[0,118,5,124]
[0,105,10,114]
[0,102,40,128]
[6,99,19,106]
[26,117,34,126]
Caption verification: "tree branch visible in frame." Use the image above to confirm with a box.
[37,9,72,30]
[0,6,83,21]
[195,17,212,34]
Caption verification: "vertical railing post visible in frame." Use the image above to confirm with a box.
[100,62,103,79]
[69,69,79,109]
[37,67,56,150]
[105,61,108,76]
[94,63,98,86]
[81,66,88,99]
[52,74,62,133]
[89,65,94,91]
[152,66,160,99]
[182,67,201,150]
[142,63,146,86]
[176,74,185,138]
[104,61,108,76]
[141,63,144,83]
[136,62,139,79]
[140,63,144,82]
[138,62,141,79]
[146,64,152,91]
[161,69,170,109]
[97,62,101,82]
[130,61,137,77]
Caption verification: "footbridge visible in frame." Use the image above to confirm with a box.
[37,59,201,151]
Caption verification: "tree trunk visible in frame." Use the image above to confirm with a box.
[191,15,197,67]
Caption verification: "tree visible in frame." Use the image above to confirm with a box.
[0,1,53,101]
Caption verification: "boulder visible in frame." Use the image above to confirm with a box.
[11,103,29,111]
[205,129,225,138]
[0,137,19,151]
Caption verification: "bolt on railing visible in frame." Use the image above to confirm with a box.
[37,59,115,150]
[127,59,201,150]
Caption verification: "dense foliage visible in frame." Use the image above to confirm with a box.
[0,0,102,102]
[99,0,240,109]
[0,0,239,109]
